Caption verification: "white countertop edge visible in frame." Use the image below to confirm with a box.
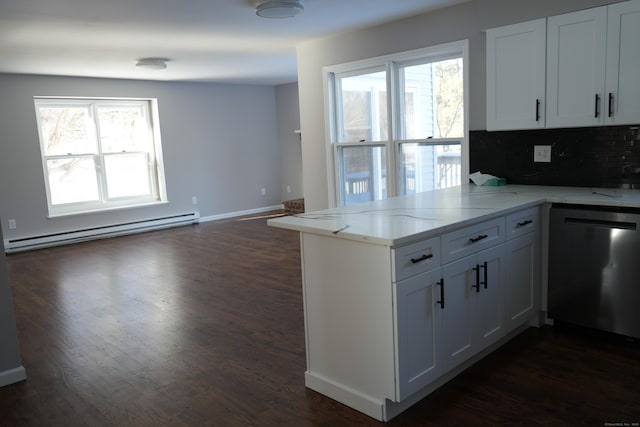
[268,185,640,247]
[274,201,543,248]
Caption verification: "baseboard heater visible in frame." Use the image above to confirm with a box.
[4,212,200,253]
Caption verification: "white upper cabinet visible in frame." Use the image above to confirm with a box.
[486,19,546,131]
[605,0,640,124]
[546,6,607,128]
[487,0,640,131]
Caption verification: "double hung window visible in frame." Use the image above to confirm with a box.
[34,98,167,216]
[326,41,468,206]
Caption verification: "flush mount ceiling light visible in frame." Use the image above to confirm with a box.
[135,58,168,70]
[256,0,304,18]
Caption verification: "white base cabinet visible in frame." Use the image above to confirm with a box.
[441,244,506,371]
[394,268,443,401]
[506,233,540,329]
[505,207,541,330]
[298,207,541,421]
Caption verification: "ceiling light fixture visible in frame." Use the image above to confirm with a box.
[256,0,304,19]
[135,58,168,70]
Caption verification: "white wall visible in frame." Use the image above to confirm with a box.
[0,74,284,240]
[0,226,24,386]
[296,0,619,211]
[276,83,303,201]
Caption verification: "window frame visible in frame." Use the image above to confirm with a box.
[34,97,168,217]
[324,40,469,208]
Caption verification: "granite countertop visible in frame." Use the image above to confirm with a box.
[267,185,640,247]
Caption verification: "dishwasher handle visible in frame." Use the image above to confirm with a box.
[564,217,637,230]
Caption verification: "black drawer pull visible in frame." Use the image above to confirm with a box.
[594,93,600,118]
[410,253,433,264]
[469,234,488,243]
[472,265,480,293]
[517,220,533,227]
[535,99,540,121]
[608,92,614,117]
[437,279,445,309]
[481,261,488,289]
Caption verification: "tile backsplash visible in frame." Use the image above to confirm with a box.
[470,125,640,188]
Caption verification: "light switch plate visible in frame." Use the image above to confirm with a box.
[534,145,551,163]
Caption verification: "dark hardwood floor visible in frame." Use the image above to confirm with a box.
[0,213,638,426]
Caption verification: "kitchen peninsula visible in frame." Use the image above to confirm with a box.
[268,184,640,421]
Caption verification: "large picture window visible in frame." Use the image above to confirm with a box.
[326,41,468,207]
[34,98,167,216]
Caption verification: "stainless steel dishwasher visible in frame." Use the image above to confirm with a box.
[548,203,640,339]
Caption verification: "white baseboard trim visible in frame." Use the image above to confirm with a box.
[305,371,385,421]
[4,212,200,253]
[4,204,285,253]
[0,366,26,388]
[199,204,284,223]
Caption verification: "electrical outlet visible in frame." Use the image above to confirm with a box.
[8,219,16,230]
[534,145,552,163]
[261,188,266,196]
[192,196,198,205]
[286,185,291,193]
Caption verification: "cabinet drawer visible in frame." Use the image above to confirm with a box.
[393,237,441,282]
[441,217,505,264]
[506,207,539,239]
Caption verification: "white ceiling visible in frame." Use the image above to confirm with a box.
[0,0,468,85]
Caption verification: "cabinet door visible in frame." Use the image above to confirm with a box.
[486,19,546,130]
[394,268,443,401]
[605,0,640,124]
[506,232,540,332]
[473,244,506,352]
[441,245,506,371]
[546,6,607,128]
[441,255,476,371]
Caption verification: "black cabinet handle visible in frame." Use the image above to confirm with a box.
[472,265,480,293]
[481,261,488,289]
[410,253,433,264]
[437,278,445,309]
[517,220,533,227]
[594,94,600,118]
[608,92,614,118]
[535,99,540,121]
[469,234,488,243]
